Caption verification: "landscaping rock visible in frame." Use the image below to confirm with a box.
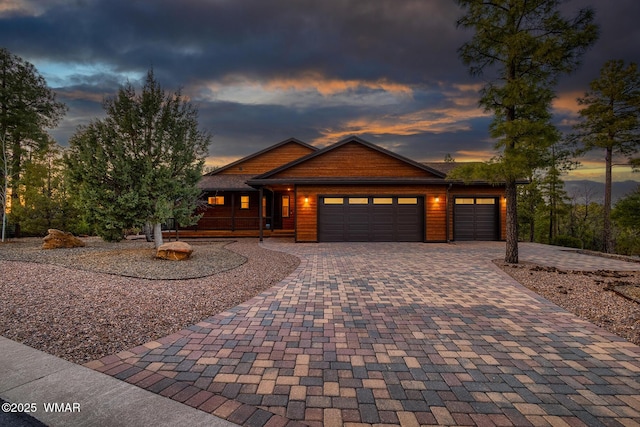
[156,241,193,261]
[42,229,86,250]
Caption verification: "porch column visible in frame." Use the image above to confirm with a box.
[271,191,276,230]
[259,187,264,242]
[231,193,235,231]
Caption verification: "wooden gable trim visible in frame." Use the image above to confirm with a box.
[205,137,317,176]
[252,136,447,180]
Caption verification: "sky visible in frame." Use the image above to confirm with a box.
[1,0,639,183]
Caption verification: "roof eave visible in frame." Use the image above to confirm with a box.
[199,186,258,192]
[247,178,524,186]
[247,178,449,186]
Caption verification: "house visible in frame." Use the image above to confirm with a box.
[178,136,507,242]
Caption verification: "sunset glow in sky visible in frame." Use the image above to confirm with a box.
[1,0,639,183]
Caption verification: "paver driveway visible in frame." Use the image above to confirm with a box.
[90,241,640,426]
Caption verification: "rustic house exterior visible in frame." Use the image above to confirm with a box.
[178,136,507,242]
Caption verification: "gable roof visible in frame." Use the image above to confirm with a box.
[249,136,447,184]
[206,137,317,176]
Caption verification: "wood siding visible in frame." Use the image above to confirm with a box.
[295,185,448,242]
[218,142,314,175]
[271,142,440,179]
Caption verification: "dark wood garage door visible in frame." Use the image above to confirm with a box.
[454,197,499,241]
[318,196,424,242]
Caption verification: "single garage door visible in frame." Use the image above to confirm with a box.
[318,196,424,242]
[454,197,499,241]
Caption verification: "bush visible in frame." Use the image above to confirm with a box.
[615,233,640,256]
[97,226,125,242]
[551,235,583,249]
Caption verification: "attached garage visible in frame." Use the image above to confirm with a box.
[454,197,499,241]
[239,137,508,243]
[318,196,424,242]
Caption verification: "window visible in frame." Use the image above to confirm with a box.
[282,195,290,217]
[476,198,496,205]
[398,197,418,205]
[348,197,369,204]
[455,198,475,205]
[373,197,393,205]
[208,196,224,206]
[324,197,344,205]
[241,195,250,209]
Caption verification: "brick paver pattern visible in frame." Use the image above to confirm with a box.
[88,242,640,426]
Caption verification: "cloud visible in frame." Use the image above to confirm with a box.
[0,0,72,17]
[1,0,639,184]
[455,150,496,162]
[314,106,488,146]
[196,73,415,110]
[553,91,583,116]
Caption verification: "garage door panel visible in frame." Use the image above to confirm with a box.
[475,205,497,240]
[318,204,345,241]
[318,196,423,242]
[454,198,498,241]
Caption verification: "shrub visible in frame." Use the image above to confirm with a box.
[551,235,583,249]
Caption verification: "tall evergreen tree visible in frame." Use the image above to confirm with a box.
[517,173,543,242]
[455,0,598,263]
[572,60,640,253]
[0,48,66,239]
[541,142,575,243]
[612,186,640,230]
[11,139,82,235]
[66,70,211,246]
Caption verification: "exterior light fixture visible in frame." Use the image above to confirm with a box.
[304,196,309,203]
[434,196,440,203]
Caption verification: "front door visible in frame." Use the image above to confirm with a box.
[271,192,294,230]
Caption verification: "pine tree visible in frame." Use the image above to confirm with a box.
[0,48,66,239]
[66,70,211,246]
[455,0,598,263]
[11,139,83,235]
[572,60,640,253]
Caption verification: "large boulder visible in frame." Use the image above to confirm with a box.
[156,241,193,261]
[42,229,86,249]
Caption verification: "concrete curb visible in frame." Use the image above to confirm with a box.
[0,337,236,427]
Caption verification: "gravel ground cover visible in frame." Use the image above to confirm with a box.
[0,237,247,280]
[0,238,300,363]
[495,261,640,346]
[1,237,639,365]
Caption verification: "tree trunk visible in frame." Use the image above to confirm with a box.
[529,218,535,243]
[505,179,519,263]
[548,179,555,244]
[603,146,613,253]
[548,204,554,244]
[1,211,6,242]
[10,137,21,238]
[153,222,163,249]
[144,222,153,242]
[528,188,535,242]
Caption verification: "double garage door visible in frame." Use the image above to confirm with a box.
[318,196,424,242]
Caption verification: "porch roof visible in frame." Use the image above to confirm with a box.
[197,174,257,191]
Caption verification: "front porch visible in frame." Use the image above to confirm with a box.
[177,185,296,239]
[162,228,295,239]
